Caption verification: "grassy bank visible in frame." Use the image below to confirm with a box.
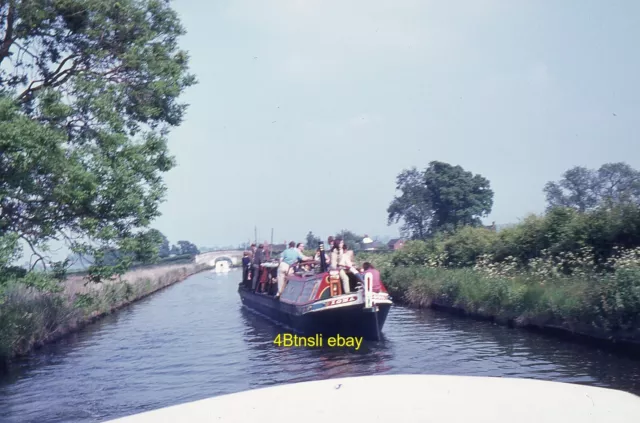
[0,262,210,367]
[356,246,640,347]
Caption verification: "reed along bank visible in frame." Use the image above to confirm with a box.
[0,262,209,368]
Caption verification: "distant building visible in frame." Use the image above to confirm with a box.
[362,240,386,251]
[387,239,405,251]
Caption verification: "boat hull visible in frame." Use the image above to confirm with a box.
[238,287,391,341]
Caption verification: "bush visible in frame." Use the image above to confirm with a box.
[378,244,640,339]
[441,226,498,267]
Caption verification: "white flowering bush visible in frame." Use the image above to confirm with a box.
[380,243,640,336]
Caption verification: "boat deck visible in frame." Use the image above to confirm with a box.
[105,374,640,422]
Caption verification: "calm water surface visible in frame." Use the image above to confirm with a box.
[1,269,639,422]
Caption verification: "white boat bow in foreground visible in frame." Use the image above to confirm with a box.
[105,374,640,423]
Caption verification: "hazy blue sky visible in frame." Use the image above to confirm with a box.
[151,0,639,247]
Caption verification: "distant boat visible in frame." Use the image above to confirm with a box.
[213,261,230,273]
[103,374,640,422]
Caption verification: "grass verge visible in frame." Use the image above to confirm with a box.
[0,263,210,368]
[357,252,640,349]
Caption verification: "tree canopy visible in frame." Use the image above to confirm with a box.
[544,162,640,212]
[305,231,321,249]
[387,161,493,239]
[176,240,199,256]
[0,0,196,280]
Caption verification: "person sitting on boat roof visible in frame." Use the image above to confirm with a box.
[276,241,312,298]
[330,239,353,294]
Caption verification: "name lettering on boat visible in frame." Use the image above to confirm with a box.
[326,295,357,307]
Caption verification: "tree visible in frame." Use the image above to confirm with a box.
[387,168,433,240]
[305,231,321,249]
[543,166,600,212]
[169,244,180,256]
[177,240,199,255]
[334,229,364,251]
[0,0,196,280]
[544,162,640,212]
[387,161,493,239]
[147,228,170,258]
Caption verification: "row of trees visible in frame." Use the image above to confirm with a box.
[388,161,640,241]
[64,229,199,270]
[150,230,199,258]
[0,1,195,282]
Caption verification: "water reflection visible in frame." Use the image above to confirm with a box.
[0,269,639,423]
[241,306,395,382]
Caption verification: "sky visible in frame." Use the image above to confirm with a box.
[105,0,640,248]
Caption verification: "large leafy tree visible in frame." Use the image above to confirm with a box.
[386,168,433,240]
[387,161,493,239]
[544,162,640,212]
[0,0,196,280]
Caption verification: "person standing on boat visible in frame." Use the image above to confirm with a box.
[242,251,251,288]
[277,242,312,298]
[251,244,265,292]
[247,244,257,283]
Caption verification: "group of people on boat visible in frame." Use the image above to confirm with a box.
[240,236,381,299]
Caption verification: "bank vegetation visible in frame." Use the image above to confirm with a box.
[0,1,197,368]
[358,161,640,345]
[0,262,209,366]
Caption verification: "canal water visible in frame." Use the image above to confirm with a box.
[1,269,639,422]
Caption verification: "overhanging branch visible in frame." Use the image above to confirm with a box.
[0,0,15,65]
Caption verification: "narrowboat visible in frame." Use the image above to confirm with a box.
[238,247,392,341]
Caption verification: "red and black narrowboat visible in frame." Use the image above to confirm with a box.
[238,249,392,341]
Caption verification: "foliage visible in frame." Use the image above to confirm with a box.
[0,0,196,282]
[441,226,498,267]
[544,162,640,212]
[387,161,493,239]
[148,229,170,258]
[386,204,640,272]
[386,168,432,239]
[305,231,322,249]
[176,240,199,255]
[1,261,207,365]
[383,246,640,337]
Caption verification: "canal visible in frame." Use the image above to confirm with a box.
[1,269,639,422]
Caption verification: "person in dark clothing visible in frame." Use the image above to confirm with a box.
[242,251,251,288]
[251,244,265,291]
